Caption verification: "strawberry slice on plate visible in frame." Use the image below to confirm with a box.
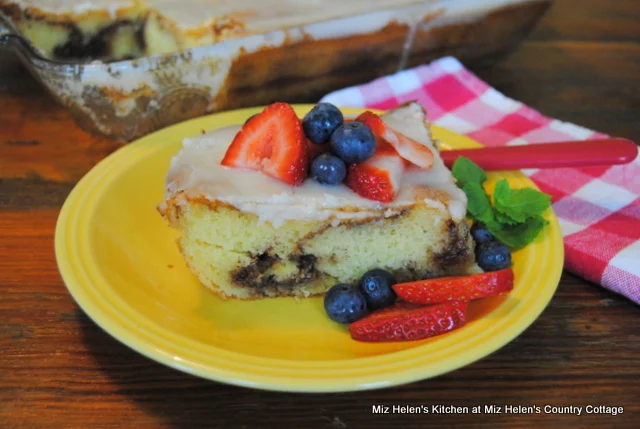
[306,139,329,162]
[221,102,308,185]
[349,301,469,342]
[356,111,434,169]
[345,140,404,203]
[393,268,514,305]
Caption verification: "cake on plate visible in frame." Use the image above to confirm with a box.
[158,101,479,300]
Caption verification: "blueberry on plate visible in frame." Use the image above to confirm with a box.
[476,241,512,272]
[311,153,347,185]
[471,222,494,244]
[324,283,369,324]
[359,269,397,310]
[329,122,376,164]
[302,103,344,144]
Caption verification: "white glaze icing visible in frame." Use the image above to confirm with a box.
[164,103,468,227]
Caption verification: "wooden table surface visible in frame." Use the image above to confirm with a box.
[1,0,639,428]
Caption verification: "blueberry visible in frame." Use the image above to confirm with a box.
[359,269,397,310]
[476,241,512,272]
[302,103,344,144]
[310,153,347,185]
[471,222,494,244]
[330,122,376,164]
[324,283,369,324]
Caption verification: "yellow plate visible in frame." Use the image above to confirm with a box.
[55,105,563,392]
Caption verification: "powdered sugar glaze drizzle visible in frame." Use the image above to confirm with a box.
[164,102,467,227]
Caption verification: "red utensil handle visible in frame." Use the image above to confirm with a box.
[441,138,638,171]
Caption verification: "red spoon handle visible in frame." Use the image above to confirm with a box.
[441,138,638,171]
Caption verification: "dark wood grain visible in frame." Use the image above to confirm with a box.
[1,0,639,428]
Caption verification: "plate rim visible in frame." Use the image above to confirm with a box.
[55,105,564,392]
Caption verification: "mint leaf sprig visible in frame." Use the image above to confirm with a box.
[452,157,551,250]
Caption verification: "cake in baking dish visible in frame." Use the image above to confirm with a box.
[0,0,549,61]
[158,101,479,300]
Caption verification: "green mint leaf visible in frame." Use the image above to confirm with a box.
[452,156,487,187]
[486,215,548,250]
[493,179,551,223]
[494,210,520,225]
[492,179,511,208]
[454,158,552,251]
[463,182,494,225]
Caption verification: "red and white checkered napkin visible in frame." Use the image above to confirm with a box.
[321,56,640,304]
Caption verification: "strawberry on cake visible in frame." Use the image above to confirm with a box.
[158,101,480,300]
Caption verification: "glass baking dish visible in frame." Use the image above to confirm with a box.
[0,0,551,142]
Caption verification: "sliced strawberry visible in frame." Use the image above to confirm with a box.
[345,140,404,203]
[392,268,514,305]
[349,301,468,342]
[221,102,308,185]
[307,139,329,162]
[356,111,434,169]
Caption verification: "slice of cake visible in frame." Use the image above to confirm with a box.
[158,101,479,300]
